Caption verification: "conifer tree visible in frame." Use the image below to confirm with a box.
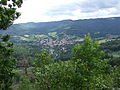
[0,0,23,89]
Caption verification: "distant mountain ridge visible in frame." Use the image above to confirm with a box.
[1,17,120,38]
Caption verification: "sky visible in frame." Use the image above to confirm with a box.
[15,0,120,23]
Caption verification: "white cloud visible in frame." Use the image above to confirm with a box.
[14,0,120,23]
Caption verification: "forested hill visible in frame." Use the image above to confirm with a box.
[1,17,120,38]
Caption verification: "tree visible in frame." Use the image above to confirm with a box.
[0,34,17,89]
[33,34,113,89]
[33,49,54,89]
[72,34,112,89]
[33,49,74,89]
[0,0,23,30]
[113,66,120,89]
[33,49,53,68]
[0,0,23,89]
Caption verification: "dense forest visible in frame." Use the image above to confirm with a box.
[0,0,120,90]
[1,17,120,38]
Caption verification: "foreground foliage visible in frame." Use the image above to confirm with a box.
[0,0,23,89]
[0,34,16,89]
[32,34,113,90]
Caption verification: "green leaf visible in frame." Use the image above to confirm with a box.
[1,0,7,5]
[2,34,10,41]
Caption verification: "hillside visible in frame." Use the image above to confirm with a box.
[0,17,120,38]
[0,17,120,60]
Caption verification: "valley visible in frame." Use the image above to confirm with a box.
[1,0,120,89]
[0,17,120,62]
[1,16,120,89]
